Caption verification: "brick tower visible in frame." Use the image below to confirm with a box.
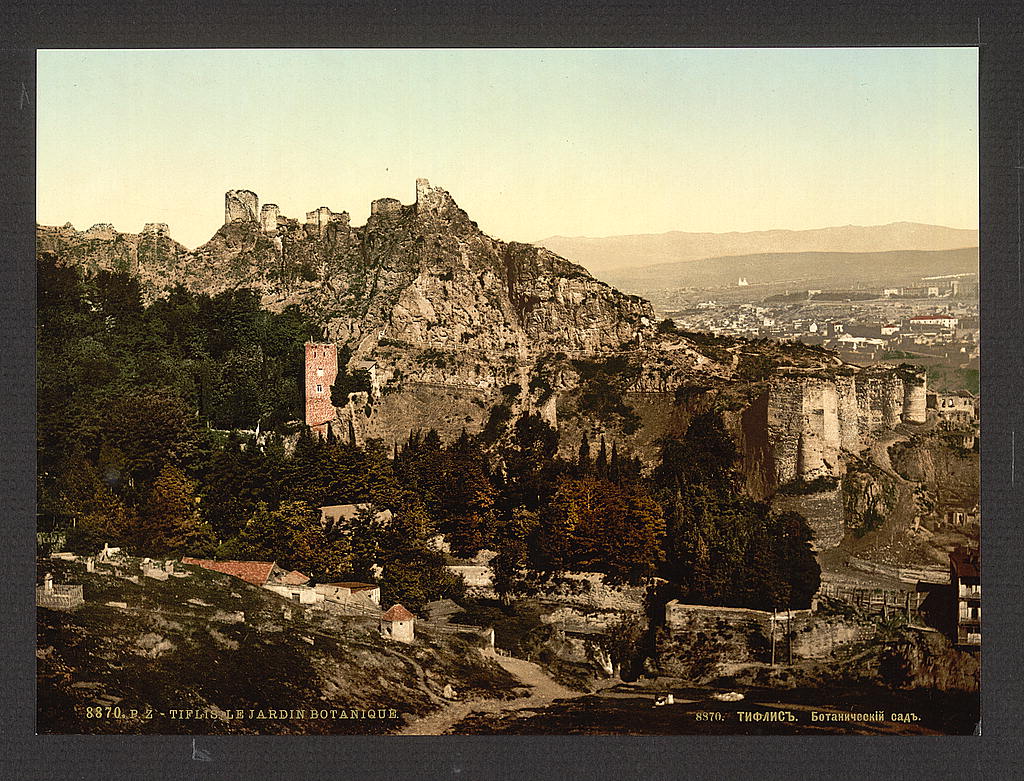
[305,342,338,436]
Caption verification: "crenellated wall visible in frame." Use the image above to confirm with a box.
[768,367,927,483]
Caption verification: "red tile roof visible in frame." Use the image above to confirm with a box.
[181,558,276,585]
[380,604,415,622]
[950,547,980,579]
[279,570,311,585]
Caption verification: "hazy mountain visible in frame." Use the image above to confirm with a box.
[603,248,979,298]
[534,223,979,277]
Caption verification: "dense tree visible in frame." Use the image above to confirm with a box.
[537,476,664,583]
[225,500,349,579]
[492,507,539,605]
[136,464,215,556]
[653,412,819,609]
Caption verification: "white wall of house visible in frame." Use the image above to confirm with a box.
[264,584,321,604]
[381,618,414,643]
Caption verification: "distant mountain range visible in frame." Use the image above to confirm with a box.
[534,223,979,277]
[599,248,980,299]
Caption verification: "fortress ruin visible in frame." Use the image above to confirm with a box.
[767,367,928,483]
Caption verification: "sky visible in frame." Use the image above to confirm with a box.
[37,48,978,250]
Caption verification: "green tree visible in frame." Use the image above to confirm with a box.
[230,500,349,579]
[137,464,215,556]
[492,506,539,605]
[65,482,138,555]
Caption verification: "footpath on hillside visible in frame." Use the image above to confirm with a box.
[396,653,581,736]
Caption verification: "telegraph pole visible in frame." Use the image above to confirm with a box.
[787,609,793,665]
[771,608,776,667]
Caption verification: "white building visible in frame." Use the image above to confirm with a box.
[380,604,415,643]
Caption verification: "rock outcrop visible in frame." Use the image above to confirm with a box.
[37,180,930,495]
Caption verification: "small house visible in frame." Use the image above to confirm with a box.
[181,558,322,605]
[380,604,416,643]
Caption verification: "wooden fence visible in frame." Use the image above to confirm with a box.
[817,582,925,619]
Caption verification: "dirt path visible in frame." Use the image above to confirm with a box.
[396,654,579,736]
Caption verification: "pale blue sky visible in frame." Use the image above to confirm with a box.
[37,48,978,249]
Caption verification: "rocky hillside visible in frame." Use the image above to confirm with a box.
[36,222,189,284]
[37,181,937,537]
[39,180,655,357]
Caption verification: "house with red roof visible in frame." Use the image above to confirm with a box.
[181,558,322,605]
[380,604,415,643]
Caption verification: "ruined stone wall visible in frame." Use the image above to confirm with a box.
[85,223,117,239]
[836,376,860,452]
[659,601,854,675]
[142,223,169,235]
[370,198,402,217]
[225,189,259,223]
[305,206,350,234]
[768,367,926,484]
[260,204,280,233]
[333,391,370,446]
[902,376,927,423]
[304,342,338,434]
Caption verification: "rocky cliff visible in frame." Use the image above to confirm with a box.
[37,181,930,511]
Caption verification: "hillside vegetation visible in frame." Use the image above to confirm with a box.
[37,557,517,735]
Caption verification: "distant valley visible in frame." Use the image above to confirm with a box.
[534,222,978,279]
[602,247,979,303]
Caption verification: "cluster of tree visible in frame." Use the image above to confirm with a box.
[38,255,321,478]
[39,255,818,613]
[652,412,820,610]
[394,420,662,587]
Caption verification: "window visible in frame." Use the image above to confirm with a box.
[317,368,324,377]
[316,384,323,393]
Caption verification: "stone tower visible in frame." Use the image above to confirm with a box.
[225,190,259,224]
[902,373,928,424]
[260,204,280,233]
[305,342,338,436]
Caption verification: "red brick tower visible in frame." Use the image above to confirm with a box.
[305,342,338,435]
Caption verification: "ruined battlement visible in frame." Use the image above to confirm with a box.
[85,223,117,239]
[415,177,452,215]
[142,222,170,235]
[225,189,259,224]
[260,204,280,233]
[370,197,403,217]
[768,366,927,482]
[305,206,350,234]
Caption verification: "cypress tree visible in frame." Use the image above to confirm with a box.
[578,433,591,474]
[595,436,608,478]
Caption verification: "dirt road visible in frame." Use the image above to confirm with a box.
[396,654,579,736]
